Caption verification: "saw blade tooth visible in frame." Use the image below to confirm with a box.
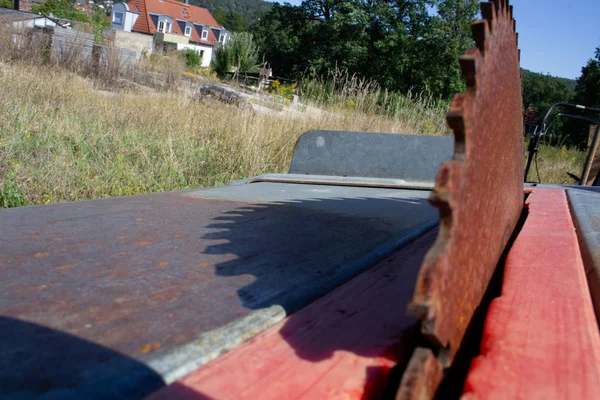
[480,2,495,33]
[459,52,479,93]
[509,4,514,19]
[471,20,489,57]
[446,96,467,161]
[491,0,502,13]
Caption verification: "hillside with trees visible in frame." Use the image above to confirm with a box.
[190,0,272,28]
[521,69,575,119]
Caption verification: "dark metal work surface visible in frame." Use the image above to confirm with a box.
[0,183,437,398]
[567,189,600,321]
[409,0,524,367]
[289,130,454,182]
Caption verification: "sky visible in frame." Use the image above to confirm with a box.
[266,0,600,80]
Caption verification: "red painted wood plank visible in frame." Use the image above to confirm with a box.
[146,230,437,400]
[462,189,600,399]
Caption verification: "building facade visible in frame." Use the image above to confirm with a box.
[110,0,229,67]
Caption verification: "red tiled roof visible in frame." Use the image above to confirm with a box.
[128,0,222,45]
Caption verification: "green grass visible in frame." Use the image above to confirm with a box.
[526,143,588,185]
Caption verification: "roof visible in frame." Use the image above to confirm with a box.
[0,8,50,22]
[126,0,223,45]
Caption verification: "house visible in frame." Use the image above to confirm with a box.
[110,0,229,67]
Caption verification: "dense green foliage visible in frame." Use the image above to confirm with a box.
[0,0,14,9]
[213,8,249,32]
[182,48,203,68]
[561,46,600,148]
[32,0,91,23]
[191,0,271,25]
[521,69,575,119]
[250,0,479,99]
[213,32,260,77]
[574,47,600,109]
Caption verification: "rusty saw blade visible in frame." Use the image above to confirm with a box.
[407,0,524,366]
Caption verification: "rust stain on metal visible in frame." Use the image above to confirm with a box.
[133,241,152,247]
[408,0,524,365]
[34,252,50,258]
[55,265,72,270]
[139,343,161,354]
[396,347,443,400]
[156,261,169,269]
[198,262,209,268]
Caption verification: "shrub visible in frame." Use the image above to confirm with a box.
[182,48,203,68]
[212,32,259,78]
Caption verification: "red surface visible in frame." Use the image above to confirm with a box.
[462,189,600,399]
[146,230,438,400]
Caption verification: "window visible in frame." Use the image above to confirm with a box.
[157,18,172,33]
[201,30,208,40]
[218,33,226,43]
[112,11,123,24]
[184,25,192,37]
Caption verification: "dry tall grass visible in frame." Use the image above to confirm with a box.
[0,63,447,207]
[0,25,587,208]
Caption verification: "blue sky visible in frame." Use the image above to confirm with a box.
[266,0,600,79]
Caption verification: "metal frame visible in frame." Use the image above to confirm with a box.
[525,102,600,185]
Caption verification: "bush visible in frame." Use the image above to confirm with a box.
[270,80,296,102]
[182,49,203,68]
[212,32,259,78]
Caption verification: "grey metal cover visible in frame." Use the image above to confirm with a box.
[0,183,438,399]
[289,130,453,182]
[566,188,600,321]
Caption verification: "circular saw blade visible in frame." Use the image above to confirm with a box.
[407,0,524,366]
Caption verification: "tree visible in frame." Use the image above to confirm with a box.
[429,0,479,97]
[213,32,260,78]
[574,46,600,108]
[561,46,600,148]
[522,69,574,118]
[191,0,271,25]
[251,0,480,98]
[214,8,249,32]
[32,0,91,23]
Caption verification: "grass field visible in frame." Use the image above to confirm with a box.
[0,63,453,208]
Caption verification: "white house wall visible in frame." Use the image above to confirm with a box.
[176,43,212,67]
[113,29,153,59]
